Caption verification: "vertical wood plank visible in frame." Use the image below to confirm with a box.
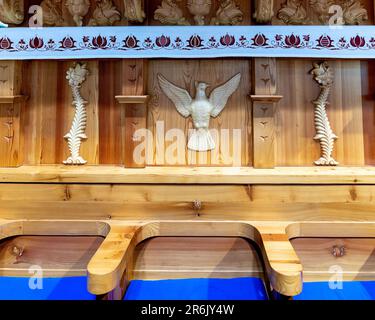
[121,59,148,168]
[361,60,375,165]
[0,61,24,167]
[252,58,281,168]
[252,100,276,168]
[79,60,100,164]
[99,60,122,165]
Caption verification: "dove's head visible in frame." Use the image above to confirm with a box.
[195,81,209,93]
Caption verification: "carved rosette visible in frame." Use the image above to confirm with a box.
[63,63,89,165]
[311,62,338,166]
[0,0,24,25]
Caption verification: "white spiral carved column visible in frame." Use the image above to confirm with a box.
[63,63,89,165]
[311,61,338,166]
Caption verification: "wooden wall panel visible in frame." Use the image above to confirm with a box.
[0,235,104,277]
[3,184,375,221]
[147,59,252,166]
[361,60,375,165]
[133,237,263,280]
[23,60,99,165]
[276,59,365,166]
[98,60,123,165]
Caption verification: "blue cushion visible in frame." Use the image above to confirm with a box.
[294,281,375,300]
[124,277,268,300]
[0,276,95,300]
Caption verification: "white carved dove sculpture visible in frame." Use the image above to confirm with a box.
[158,73,241,151]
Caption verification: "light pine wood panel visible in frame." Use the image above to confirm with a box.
[361,60,375,165]
[133,237,264,280]
[0,102,23,167]
[23,60,99,165]
[291,238,375,282]
[148,59,252,166]
[276,59,365,166]
[3,183,375,221]
[98,60,123,164]
[2,165,375,184]
[0,235,104,277]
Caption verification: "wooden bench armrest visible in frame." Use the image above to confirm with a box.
[258,232,303,297]
[87,225,139,295]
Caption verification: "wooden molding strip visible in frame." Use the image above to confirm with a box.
[0,95,28,104]
[115,95,149,104]
[250,95,283,102]
[0,165,375,184]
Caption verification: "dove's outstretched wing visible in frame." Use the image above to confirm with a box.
[209,73,241,118]
[158,74,192,117]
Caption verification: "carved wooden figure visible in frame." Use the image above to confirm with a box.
[187,0,212,25]
[311,62,338,166]
[65,0,91,26]
[63,63,89,165]
[89,0,121,26]
[277,0,368,25]
[158,73,241,152]
[211,0,244,25]
[124,0,146,23]
[154,0,190,25]
[40,0,65,26]
[0,0,24,25]
[253,0,274,23]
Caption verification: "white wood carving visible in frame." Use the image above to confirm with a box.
[63,63,89,165]
[253,0,274,23]
[40,0,65,26]
[65,0,90,26]
[277,0,307,24]
[158,73,241,152]
[342,0,368,25]
[89,0,121,26]
[187,0,212,25]
[211,0,244,25]
[311,62,338,166]
[124,0,146,23]
[154,0,190,25]
[277,0,367,25]
[0,0,24,25]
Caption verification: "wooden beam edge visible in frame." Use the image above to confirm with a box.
[115,95,149,104]
[0,95,28,104]
[0,165,375,184]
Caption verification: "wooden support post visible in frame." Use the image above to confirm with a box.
[116,59,148,168]
[0,61,26,167]
[251,58,282,168]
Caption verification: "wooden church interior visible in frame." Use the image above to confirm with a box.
[0,0,374,300]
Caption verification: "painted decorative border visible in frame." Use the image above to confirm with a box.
[0,26,374,60]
